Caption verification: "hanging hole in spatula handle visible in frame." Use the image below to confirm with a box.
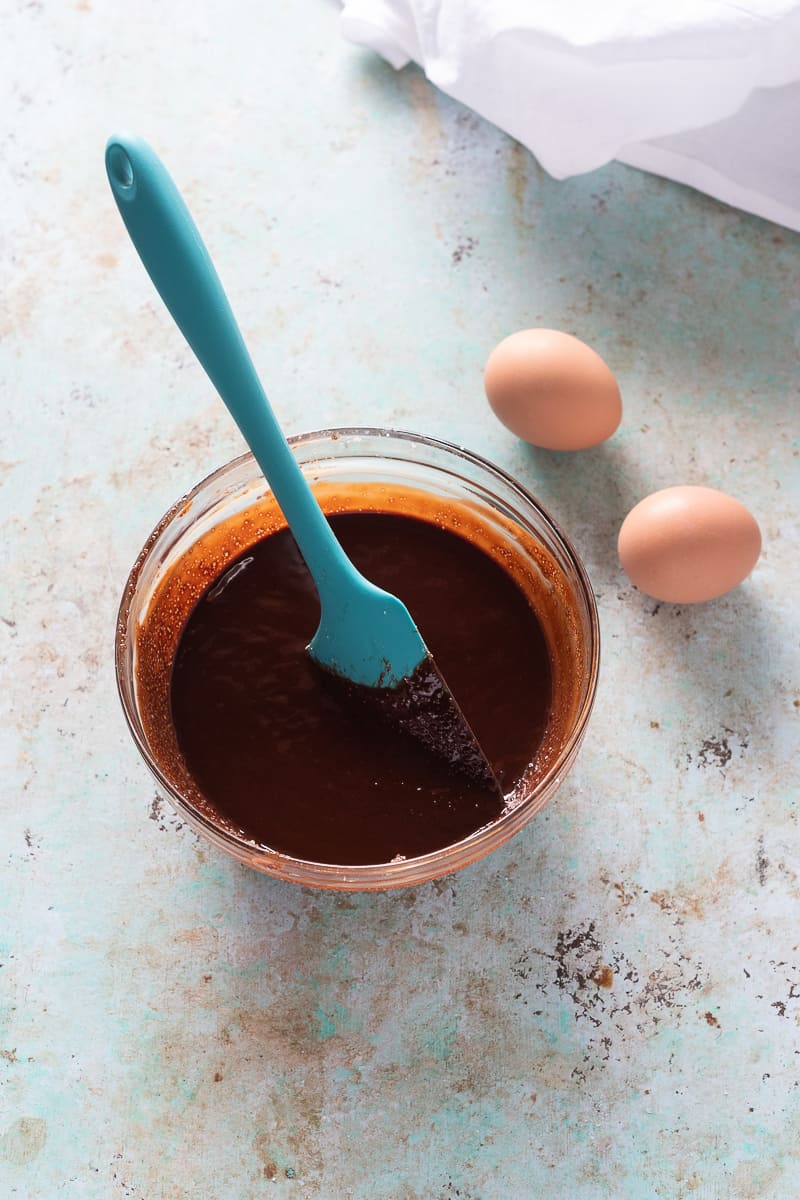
[104,132,246,382]
[107,142,136,196]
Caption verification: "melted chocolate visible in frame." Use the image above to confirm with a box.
[169,512,552,864]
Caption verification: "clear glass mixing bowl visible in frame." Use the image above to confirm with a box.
[116,428,599,890]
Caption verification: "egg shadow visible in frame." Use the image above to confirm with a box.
[629,580,779,729]
[515,439,653,588]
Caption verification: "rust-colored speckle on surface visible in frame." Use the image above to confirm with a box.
[591,964,614,989]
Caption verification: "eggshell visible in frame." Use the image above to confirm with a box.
[618,486,761,604]
[484,328,622,450]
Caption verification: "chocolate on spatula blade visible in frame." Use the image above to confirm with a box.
[319,655,504,800]
[379,655,505,797]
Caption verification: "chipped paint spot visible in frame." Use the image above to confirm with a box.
[402,68,444,179]
[452,236,478,264]
[731,1159,784,1197]
[649,859,734,921]
[0,1117,47,1165]
[507,141,533,234]
[697,735,733,768]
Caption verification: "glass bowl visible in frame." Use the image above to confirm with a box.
[116,428,599,890]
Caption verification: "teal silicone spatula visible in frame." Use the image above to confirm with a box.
[106,133,502,796]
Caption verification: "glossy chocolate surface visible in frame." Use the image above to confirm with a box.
[169,512,552,864]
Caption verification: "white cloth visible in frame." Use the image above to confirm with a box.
[340,0,800,231]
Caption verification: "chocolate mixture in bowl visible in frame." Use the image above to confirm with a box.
[169,508,552,864]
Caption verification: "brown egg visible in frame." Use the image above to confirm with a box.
[484,328,622,450]
[618,486,761,603]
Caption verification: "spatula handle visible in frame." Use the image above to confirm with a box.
[105,132,347,594]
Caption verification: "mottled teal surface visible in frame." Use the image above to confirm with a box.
[2,2,799,1198]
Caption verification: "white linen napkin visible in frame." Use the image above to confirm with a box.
[340,0,800,230]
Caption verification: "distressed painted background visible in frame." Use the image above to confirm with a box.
[1,2,799,1197]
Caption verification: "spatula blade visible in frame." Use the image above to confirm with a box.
[374,655,505,798]
[315,652,504,800]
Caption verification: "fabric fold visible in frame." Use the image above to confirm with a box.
[340,0,800,230]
